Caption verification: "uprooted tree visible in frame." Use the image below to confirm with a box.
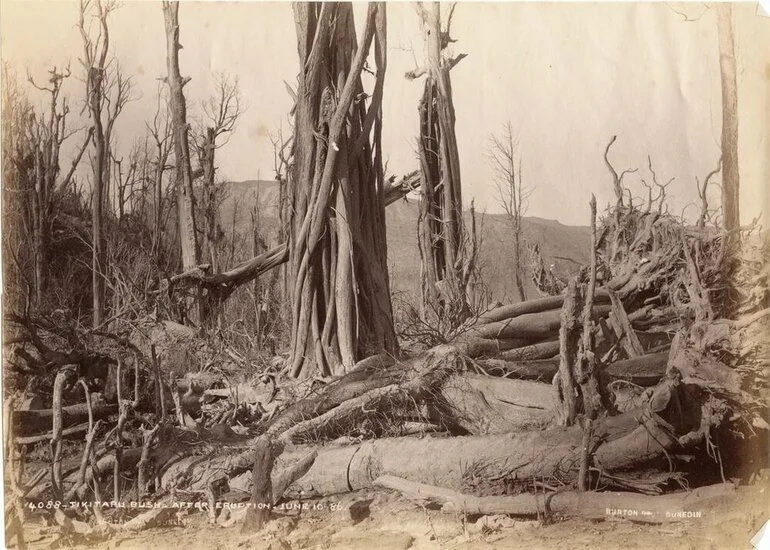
[288,2,397,377]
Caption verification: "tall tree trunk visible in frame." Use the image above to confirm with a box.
[91,131,107,327]
[152,149,164,264]
[716,3,739,233]
[413,2,472,323]
[202,127,219,273]
[512,220,526,302]
[289,2,396,378]
[32,148,46,307]
[163,1,202,323]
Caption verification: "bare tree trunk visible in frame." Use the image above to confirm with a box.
[289,2,396,378]
[79,0,130,328]
[412,2,473,323]
[152,149,165,262]
[32,149,46,306]
[201,127,219,273]
[79,0,111,328]
[512,219,526,302]
[716,3,739,233]
[163,1,202,324]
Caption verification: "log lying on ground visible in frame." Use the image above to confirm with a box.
[602,351,669,387]
[438,374,555,434]
[498,340,560,362]
[15,422,90,445]
[280,409,687,497]
[478,351,669,387]
[465,305,612,341]
[264,354,398,437]
[374,475,735,523]
[477,292,611,326]
[14,404,117,437]
[476,358,560,380]
[437,338,535,358]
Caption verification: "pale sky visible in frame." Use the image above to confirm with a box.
[1,1,768,225]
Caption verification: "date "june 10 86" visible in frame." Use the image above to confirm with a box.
[274,502,344,511]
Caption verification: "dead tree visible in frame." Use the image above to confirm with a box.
[489,122,531,302]
[162,0,203,323]
[111,144,140,221]
[289,2,397,377]
[193,72,242,274]
[407,2,474,324]
[22,66,93,308]
[1,68,33,315]
[603,135,637,208]
[716,3,739,234]
[78,0,131,327]
[146,82,174,265]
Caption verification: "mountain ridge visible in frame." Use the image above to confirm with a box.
[219,179,591,301]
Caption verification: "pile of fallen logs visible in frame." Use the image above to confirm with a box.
[4,200,768,544]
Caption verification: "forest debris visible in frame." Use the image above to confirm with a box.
[466,305,611,341]
[438,374,554,434]
[13,403,117,437]
[241,435,274,532]
[277,408,699,498]
[374,475,735,523]
[476,292,611,326]
[498,340,560,362]
[479,350,669,387]
[607,288,645,358]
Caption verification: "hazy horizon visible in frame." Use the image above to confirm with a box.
[2,1,767,226]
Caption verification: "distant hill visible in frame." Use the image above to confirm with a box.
[219,180,590,303]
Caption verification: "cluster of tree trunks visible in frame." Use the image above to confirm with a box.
[287,3,397,378]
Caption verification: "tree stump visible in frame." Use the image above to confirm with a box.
[241,435,274,533]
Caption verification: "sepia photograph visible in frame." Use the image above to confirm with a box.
[1,1,769,548]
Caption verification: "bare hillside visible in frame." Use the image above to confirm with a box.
[220,180,590,302]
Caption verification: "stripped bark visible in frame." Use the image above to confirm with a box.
[554,278,582,426]
[50,366,76,499]
[412,2,473,322]
[163,1,203,323]
[289,2,396,378]
[577,196,600,489]
[241,435,274,532]
[716,2,739,234]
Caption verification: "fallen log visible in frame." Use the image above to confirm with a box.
[478,351,669,387]
[14,404,118,437]
[439,337,535,358]
[282,409,689,497]
[476,358,559,381]
[602,351,669,387]
[15,422,90,445]
[438,374,554,434]
[374,475,735,523]
[466,305,612,341]
[264,354,398,437]
[497,340,560,362]
[477,292,611,326]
